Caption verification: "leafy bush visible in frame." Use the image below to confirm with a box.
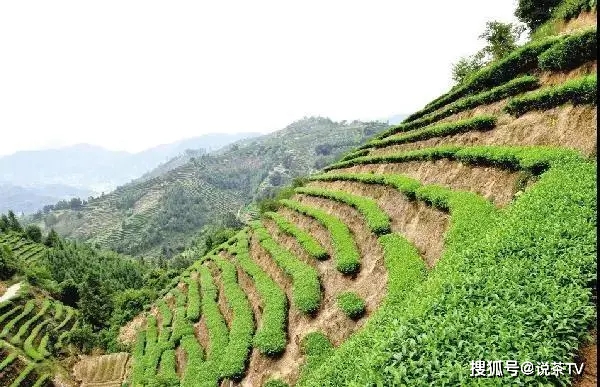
[180,334,205,387]
[185,276,200,322]
[366,116,496,149]
[325,144,582,175]
[553,0,597,20]
[229,233,288,356]
[336,292,366,319]
[212,255,255,380]
[149,349,179,387]
[278,200,361,274]
[376,76,538,138]
[405,36,561,122]
[295,187,391,236]
[298,332,335,381]
[505,74,596,116]
[170,289,194,345]
[265,211,329,260]
[196,265,228,386]
[131,330,146,386]
[539,28,597,71]
[299,156,596,386]
[252,222,322,314]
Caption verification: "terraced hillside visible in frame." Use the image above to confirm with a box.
[0,283,81,386]
[0,232,46,266]
[33,117,389,257]
[116,11,597,387]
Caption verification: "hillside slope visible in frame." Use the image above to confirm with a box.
[115,9,597,387]
[34,118,389,257]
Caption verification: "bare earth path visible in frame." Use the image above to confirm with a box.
[0,282,21,303]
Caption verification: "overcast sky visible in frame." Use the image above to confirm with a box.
[0,0,519,156]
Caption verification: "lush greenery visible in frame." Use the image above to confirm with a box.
[505,74,597,116]
[252,221,322,314]
[406,36,561,122]
[279,199,361,274]
[336,292,366,319]
[31,117,389,257]
[366,116,496,149]
[265,211,328,261]
[228,232,288,356]
[212,255,255,380]
[376,76,538,139]
[538,27,597,70]
[294,187,391,236]
[301,155,596,386]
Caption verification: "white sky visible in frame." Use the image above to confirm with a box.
[0,0,519,156]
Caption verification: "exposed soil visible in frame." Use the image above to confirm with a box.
[118,312,147,345]
[335,159,526,207]
[574,331,597,387]
[371,104,597,158]
[539,61,596,86]
[302,182,448,267]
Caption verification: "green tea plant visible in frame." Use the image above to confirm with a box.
[131,330,147,386]
[229,233,287,356]
[185,275,201,322]
[538,28,597,70]
[505,74,597,116]
[265,211,329,261]
[377,76,537,138]
[295,187,391,236]
[365,116,496,150]
[336,292,366,319]
[251,222,322,314]
[405,36,562,121]
[180,334,205,387]
[278,200,361,274]
[212,255,255,380]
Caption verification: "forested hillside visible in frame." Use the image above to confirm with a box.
[31,117,389,257]
[114,2,597,386]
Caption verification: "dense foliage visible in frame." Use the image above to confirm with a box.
[538,27,597,70]
[505,74,597,116]
[336,292,366,319]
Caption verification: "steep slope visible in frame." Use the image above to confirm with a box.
[116,11,597,387]
[0,282,82,386]
[34,118,389,257]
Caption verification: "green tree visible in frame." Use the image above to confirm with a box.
[45,229,61,248]
[515,0,562,30]
[7,210,22,232]
[24,224,43,243]
[58,278,80,307]
[479,21,525,61]
[111,288,156,326]
[78,275,114,329]
[0,215,8,232]
[0,244,19,279]
[452,51,486,84]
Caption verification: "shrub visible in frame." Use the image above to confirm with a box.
[265,211,329,260]
[252,222,322,314]
[131,330,146,386]
[299,156,596,386]
[149,349,179,387]
[298,332,335,380]
[404,36,561,122]
[336,292,366,319]
[324,144,582,175]
[180,334,205,387]
[229,233,288,356]
[505,74,596,116]
[366,116,496,149]
[538,28,597,70]
[376,76,538,138]
[185,276,200,322]
[212,255,255,380]
[278,200,361,274]
[295,187,391,236]
[553,0,597,20]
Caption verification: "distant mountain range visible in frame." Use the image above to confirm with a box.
[30,117,391,257]
[0,133,259,213]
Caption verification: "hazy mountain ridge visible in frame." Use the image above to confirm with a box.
[0,133,258,213]
[31,117,391,256]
